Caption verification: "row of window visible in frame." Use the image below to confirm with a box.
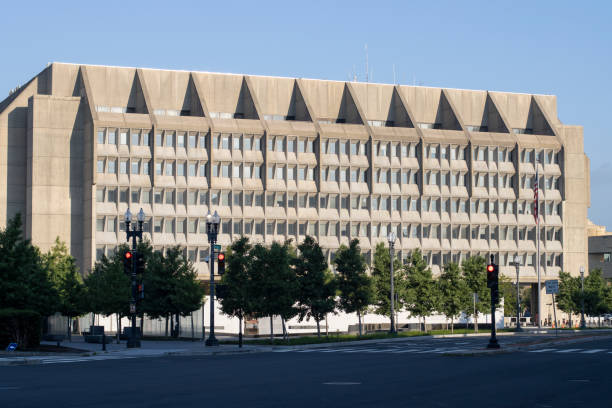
[96,186,562,216]
[96,158,151,175]
[97,128,152,146]
[96,129,561,167]
[95,155,560,192]
[96,215,562,243]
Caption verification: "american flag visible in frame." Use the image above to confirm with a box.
[533,166,539,224]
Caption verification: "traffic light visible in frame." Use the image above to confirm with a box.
[136,252,145,276]
[123,250,133,275]
[486,260,498,289]
[137,283,144,300]
[217,252,225,275]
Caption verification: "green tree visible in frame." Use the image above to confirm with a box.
[461,256,489,332]
[143,246,204,337]
[498,275,517,318]
[249,241,298,341]
[438,262,471,333]
[84,244,131,327]
[0,213,58,318]
[584,269,609,326]
[43,237,87,340]
[294,236,336,337]
[335,239,374,336]
[219,236,252,347]
[557,271,580,327]
[404,249,439,331]
[371,242,406,325]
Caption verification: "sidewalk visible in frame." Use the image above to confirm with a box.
[0,336,264,366]
[3,330,612,365]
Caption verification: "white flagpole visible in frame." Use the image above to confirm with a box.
[536,161,541,329]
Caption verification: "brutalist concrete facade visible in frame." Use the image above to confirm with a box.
[0,63,589,293]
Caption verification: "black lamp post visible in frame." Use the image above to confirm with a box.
[510,255,523,332]
[580,266,586,329]
[205,210,221,347]
[387,231,397,334]
[125,208,144,348]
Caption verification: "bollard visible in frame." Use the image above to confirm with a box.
[102,333,106,351]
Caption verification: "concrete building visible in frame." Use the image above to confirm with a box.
[0,63,590,326]
[588,235,612,280]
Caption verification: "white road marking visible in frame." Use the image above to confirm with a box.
[555,349,582,353]
[529,349,557,353]
[580,349,606,354]
[323,382,361,385]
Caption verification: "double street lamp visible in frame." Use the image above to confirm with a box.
[387,231,397,334]
[510,255,523,332]
[580,266,586,329]
[124,207,145,348]
[205,210,221,347]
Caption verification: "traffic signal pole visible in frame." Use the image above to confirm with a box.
[487,255,500,349]
[125,210,144,349]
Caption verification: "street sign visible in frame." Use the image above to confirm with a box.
[130,304,136,314]
[6,343,17,351]
[214,244,221,251]
[545,280,559,294]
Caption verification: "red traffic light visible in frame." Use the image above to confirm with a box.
[217,253,225,262]
[125,251,132,259]
[487,264,494,272]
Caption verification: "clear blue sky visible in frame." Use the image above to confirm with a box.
[1,1,611,228]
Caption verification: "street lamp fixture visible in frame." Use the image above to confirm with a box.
[580,266,586,329]
[205,210,221,347]
[510,255,523,332]
[124,207,145,348]
[387,231,397,334]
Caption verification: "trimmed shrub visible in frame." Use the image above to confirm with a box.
[0,309,42,349]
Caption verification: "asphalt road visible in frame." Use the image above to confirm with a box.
[1,336,611,408]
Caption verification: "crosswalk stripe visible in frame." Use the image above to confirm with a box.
[529,349,557,353]
[555,349,582,353]
[580,349,606,354]
[415,348,445,354]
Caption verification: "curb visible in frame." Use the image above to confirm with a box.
[441,333,612,356]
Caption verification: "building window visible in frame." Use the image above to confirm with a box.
[120,131,128,145]
[107,217,116,233]
[97,129,105,144]
[131,131,140,146]
[108,160,116,174]
[97,159,104,173]
[131,161,139,175]
[166,132,174,147]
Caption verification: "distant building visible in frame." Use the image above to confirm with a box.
[0,63,590,310]
[587,219,611,237]
[588,235,612,279]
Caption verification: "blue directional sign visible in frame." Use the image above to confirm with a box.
[6,343,17,351]
[214,244,221,251]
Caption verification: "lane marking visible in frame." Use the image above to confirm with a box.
[529,349,557,353]
[323,382,361,385]
[580,349,606,354]
[555,349,582,353]
[415,348,445,354]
